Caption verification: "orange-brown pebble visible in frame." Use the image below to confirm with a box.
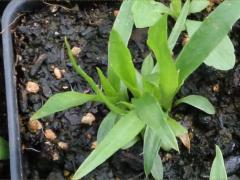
[58,142,69,150]
[26,81,40,93]
[28,120,43,132]
[54,67,62,80]
[81,113,96,125]
[44,129,57,141]
[71,47,81,56]
[91,141,97,149]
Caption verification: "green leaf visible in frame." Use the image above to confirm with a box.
[113,0,134,45]
[143,127,161,176]
[132,0,172,28]
[73,111,145,179]
[109,30,140,97]
[175,95,215,115]
[189,0,209,14]
[65,38,125,115]
[151,155,163,180]
[176,1,240,84]
[31,91,98,120]
[121,136,139,150]
[133,93,179,151]
[141,54,154,76]
[96,67,117,97]
[170,0,182,18]
[0,137,9,160]
[168,0,190,50]
[186,20,235,70]
[108,0,134,93]
[97,112,118,143]
[210,145,227,180]
[167,117,187,137]
[148,15,179,109]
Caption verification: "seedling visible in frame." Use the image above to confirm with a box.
[0,137,9,160]
[31,1,240,179]
[210,145,227,180]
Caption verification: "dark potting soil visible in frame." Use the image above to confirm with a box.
[12,2,240,180]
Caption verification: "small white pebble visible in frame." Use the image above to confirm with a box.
[50,5,59,13]
[26,81,40,93]
[52,151,59,161]
[81,113,96,125]
[54,67,62,80]
[71,47,81,56]
[54,31,60,36]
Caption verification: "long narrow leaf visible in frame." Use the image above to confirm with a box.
[132,0,171,28]
[167,117,187,137]
[186,20,235,70]
[168,0,190,50]
[109,30,140,97]
[210,145,227,180]
[175,95,215,115]
[148,15,179,109]
[189,0,209,14]
[97,112,118,143]
[170,0,182,18]
[176,1,240,83]
[144,127,161,176]
[133,93,179,151]
[141,54,154,76]
[151,155,163,180]
[31,91,98,120]
[96,67,117,97]
[73,111,145,179]
[108,0,134,92]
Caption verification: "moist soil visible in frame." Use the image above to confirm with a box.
[12,1,240,180]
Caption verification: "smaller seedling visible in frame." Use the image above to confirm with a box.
[210,145,227,180]
[0,137,9,160]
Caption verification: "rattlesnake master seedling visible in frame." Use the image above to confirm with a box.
[0,137,9,160]
[31,0,240,179]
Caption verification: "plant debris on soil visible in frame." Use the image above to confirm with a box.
[12,1,240,180]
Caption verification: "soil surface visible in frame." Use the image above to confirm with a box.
[12,1,240,180]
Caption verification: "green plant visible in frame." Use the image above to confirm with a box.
[132,0,235,71]
[0,137,9,160]
[210,145,227,180]
[31,0,240,179]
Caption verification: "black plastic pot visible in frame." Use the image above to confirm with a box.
[2,1,119,179]
[2,1,45,179]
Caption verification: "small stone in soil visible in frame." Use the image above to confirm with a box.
[54,67,62,80]
[45,129,57,141]
[28,120,43,132]
[58,142,69,150]
[26,81,40,93]
[91,141,97,149]
[71,46,81,56]
[81,112,96,125]
[225,156,240,175]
